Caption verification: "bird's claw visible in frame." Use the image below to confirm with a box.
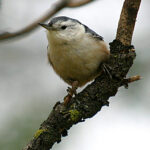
[102,63,112,79]
[64,81,79,106]
[67,87,77,95]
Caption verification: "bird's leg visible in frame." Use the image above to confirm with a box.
[102,63,112,79]
[64,81,79,106]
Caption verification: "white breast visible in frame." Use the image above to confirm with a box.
[47,32,109,86]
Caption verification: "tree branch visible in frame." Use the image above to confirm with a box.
[0,0,67,41]
[0,0,95,41]
[68,0,95,7]
[23,0,141,150]
[116,0,141,45]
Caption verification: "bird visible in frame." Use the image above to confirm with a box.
[39,16,110,105]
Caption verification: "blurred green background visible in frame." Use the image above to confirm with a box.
[0,0,150,150]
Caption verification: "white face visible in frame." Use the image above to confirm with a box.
[47,19,85,43]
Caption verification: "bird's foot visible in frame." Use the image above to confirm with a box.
[64,81,79,106]
[64,94,72,106]
[67,87,77,95]
[102,63,112,79]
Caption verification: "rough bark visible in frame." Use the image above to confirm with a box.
[23,0,141,150]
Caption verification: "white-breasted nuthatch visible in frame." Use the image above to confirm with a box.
[39,16,110,103]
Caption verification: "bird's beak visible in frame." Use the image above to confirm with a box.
[38,23,53,30]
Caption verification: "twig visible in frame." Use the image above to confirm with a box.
[68,0,95,7]
[0,0,68,41]
[0,0,95,41]
[22,0,141,150]
[121,75,141,88]
[125,75,141,83]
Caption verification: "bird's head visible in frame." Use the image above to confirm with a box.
[39,16,85,43]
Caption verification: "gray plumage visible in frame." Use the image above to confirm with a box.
[48,16,103,41]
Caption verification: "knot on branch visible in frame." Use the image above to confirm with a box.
[107,40,136,79]
[110,40,135,54]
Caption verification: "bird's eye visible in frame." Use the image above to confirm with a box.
[61,25,67,30]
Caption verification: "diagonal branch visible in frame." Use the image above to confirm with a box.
[0,0,95,41]
[68,0,95,7]
[0,0,67,41]
[23,0,141,150]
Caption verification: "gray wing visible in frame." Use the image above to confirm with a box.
[83,25,103,41]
